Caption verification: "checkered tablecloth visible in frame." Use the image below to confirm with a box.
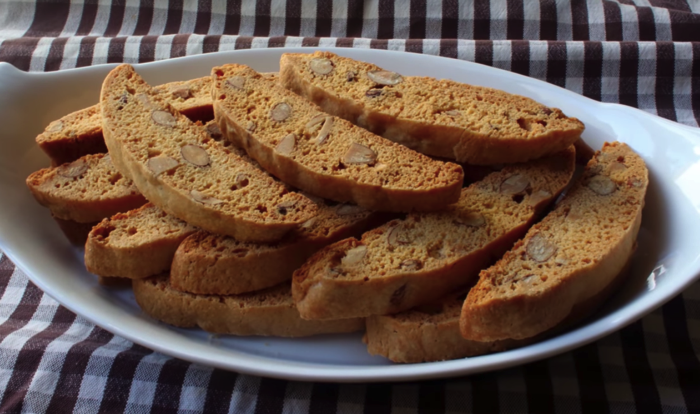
[1,0,700,412]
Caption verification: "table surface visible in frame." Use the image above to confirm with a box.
[1,0,699,412]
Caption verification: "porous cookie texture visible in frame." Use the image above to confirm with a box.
[36,77,214,167]
[170,199,379,295]
[365,291,525,363]
[461,142,647,342]
[26,153,146,223]
[133,275,365,337]
[85,203,197,279]
[100,64,317,242]
[280,51,585,165]
[292,146,576,320]
[211,64,464,212]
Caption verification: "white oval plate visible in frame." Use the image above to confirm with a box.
[1,48,699,382]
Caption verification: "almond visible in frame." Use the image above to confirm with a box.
[526,233,557,263]
[171,86,191,99]
[226,76,245,90]
[275,134,295,156]
[587,175,616,195]
[190,189,224,205]
[246,121,256,132]
[500,174,529,194]
[146,156,179,176]
[346,71,356,82]
[270,102,292,122]
[181,145,210,167]
[343,143,377,165]
[47,121,64,133]
[367,70,403,85]
[453,211,486,227]
[305,114,326,131]
[309,57,333,75]
[365,89,382,98]
[444,110,461,117]
[151,110,177,127]
[527,190,552,207]
[276,200,297,215]
[57,159,88,178]
[206,123,222,139]
[399,259,423,271]
[316,117,334,144]
[387,226,411,247]
[341,245,367,267]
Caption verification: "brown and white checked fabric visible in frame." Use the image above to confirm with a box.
[1,0,700,413]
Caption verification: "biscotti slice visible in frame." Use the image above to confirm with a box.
[100,64,317,242]
[212,64,464,212]
[280,52,585,165]
[133,275,364,337]
[365,291,525,363]
[85,203,196,279]
[170,200,381,295]
[461,142,647,342]
[26,153,146,224]
[292,146,576,320]
[37,77,214,167]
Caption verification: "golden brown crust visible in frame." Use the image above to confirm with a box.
[85,203,197,279]
[133,275,364,337]
[461,142,648,342]
[170,200,380,295]
[212,64,464,212]
[100,64,317,242]
[292,147,576,320]
[26,153,147,223]
[280,51,584,165]
[36,78,215,167]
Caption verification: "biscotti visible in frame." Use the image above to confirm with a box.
[461,142,647,342]
[365,292,524,363]
[85,203,197,279]
[280,52,585,165]
[170,200,380,295]
[292,146,576,320]
[133,275,365,337]
[211,64,464,212]
[26,153,146,223]
[36,77,214,167]
[100,64,317,242]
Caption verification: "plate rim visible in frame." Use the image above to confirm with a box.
[2,47,700,382]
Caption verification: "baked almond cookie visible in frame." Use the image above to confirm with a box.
[280,52,585,165]
[133,275,364,337]
[461,142,647,342]
[37,77,214,167]
[211,64,464,212]
[85,203,196,279]
[365,291,525,363]
[170,200,380,295]
[292,146,576,320]
[100,64,317,242]
[26,153,146,226]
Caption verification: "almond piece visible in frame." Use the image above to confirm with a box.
[316,117,334,144]
[365,89,382,98]
[270,102,292,122]
[151,111,177,127]
[587,175,616,195]
[227,76,245,90]
[343,143,377,165]
[609,162,627,173]
[276,200,297,215]
[341,245,367,267]
[387,226,411,247]
[206,123,222,139]
[399,259,423,271]
[275,134,295,156]
[57,159,88,178]
[453,211,486,227]
[526,233,557,263]
[527,190,552,207]
[190,190,224,205]
[309,58,333,75]
[171,86,191,99]
[181,145,210,167]
[246,121,256,132]
[500,174,529,194]
[47,121,64,133]
[367,70,403,85]
[444,110,461,117]
[346,71,356,82]
[146,156,179,176]
[305,114,326,131]
[336,204,364,216]
[301,217,317,229]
